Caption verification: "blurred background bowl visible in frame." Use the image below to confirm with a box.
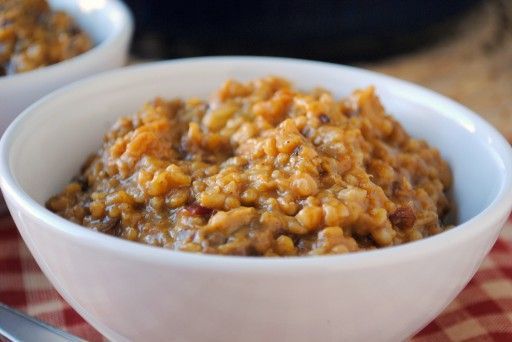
[0,0,133,138]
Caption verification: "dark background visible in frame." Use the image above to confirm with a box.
[124,0,482,63]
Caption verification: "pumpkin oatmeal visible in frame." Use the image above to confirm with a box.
[0,0,92,76]
[47,77,452,256]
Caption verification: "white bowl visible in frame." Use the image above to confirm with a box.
[0,0,133,137]
[1,57,511,342]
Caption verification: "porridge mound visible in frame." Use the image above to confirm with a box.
[47,77,452,256]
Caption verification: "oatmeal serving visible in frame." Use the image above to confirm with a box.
[47,77,452,256]
[0,0,92,76]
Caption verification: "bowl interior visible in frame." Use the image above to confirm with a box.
[5,58,509,227]
[49,0,124,46]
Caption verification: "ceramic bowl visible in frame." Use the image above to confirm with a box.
[0,0,133,137]
[1,57,511,342]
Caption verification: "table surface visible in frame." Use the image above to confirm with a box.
[2,1,512,341]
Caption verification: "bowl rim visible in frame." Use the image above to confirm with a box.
[1,56,512,271]
[0,0,133,83]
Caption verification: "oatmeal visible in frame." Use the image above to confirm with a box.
[47,77,452,256]
[0,0,92,76]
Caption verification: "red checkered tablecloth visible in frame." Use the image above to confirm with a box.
[1,214,512,341]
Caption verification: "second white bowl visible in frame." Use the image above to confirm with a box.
[0,0,133,136]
